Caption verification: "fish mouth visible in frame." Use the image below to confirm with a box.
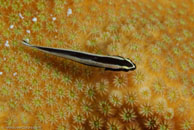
[128,61,136,71]
[125,58,136,71]
[131,63,136,70]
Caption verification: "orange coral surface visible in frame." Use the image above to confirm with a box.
[0,0,194,130]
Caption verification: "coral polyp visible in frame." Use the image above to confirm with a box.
[120,108,137,122]
[113,74,127,88]
[89,116,104,130]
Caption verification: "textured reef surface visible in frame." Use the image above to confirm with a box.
[0,0,193,130]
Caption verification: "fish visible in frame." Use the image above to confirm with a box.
[21,40,136,72]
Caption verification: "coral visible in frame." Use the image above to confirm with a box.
[89,116,104,129]
[113,74,127,88]
[0,0,193,129]
[144,116,159,129]
[139,103,154,118]
[109,90,123,107]
[120,107,136,122]
[73,112,86,124]
[106,119,123,130]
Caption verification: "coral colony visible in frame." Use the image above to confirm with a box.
[0,0,193,130]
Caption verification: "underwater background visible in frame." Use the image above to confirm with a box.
[0,0,194,129]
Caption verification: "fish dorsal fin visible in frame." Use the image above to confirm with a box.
[110,55,125,60]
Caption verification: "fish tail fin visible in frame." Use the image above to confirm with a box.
[21,40,33,47]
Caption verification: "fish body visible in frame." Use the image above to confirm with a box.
[22,40,136,72]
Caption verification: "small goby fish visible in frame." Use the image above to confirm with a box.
[21,40,136,72]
